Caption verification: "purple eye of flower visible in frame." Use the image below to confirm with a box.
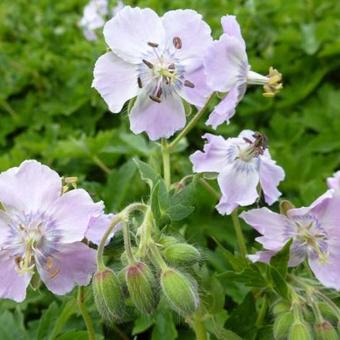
[290,215,329,263]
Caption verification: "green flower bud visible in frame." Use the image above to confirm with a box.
[288,321,313,340]
[92,268,125,324]
[125,262,157,314]
[162,243,201,265]
[158,235,178,247]
[280,200,295,216]
[272,300,291,316]
[318,302,339,324]
[314,320,339,340]
[273,311,294,339]
[120,247,138,266]
[160,268,199,316]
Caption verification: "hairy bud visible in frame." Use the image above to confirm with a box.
[125,262,157,314]
[158,235,178,247]
[288,321,313,340]
[273,312,294,339]
[160,268,199,316]
[272,300,291,316]
[314,320,338,340]
[162,243,201,265]
[92,268,125,324]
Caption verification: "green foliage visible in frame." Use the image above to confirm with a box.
[1,0,340,338]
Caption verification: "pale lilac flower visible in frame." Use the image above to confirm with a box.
[0,160,103,302]
[86,213,122,245]
[327,171,340,190]
[190,130,285,215]
[79,0,109,41]
[203,16,282,128]
[240,190,340,290]
[92,6,212,141]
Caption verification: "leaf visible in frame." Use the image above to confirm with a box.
[270,240,292,278]
[37,302,59,340]
[57,331,91,340]
[0,311,28,339]
[151,311,177,340]
[133,158,160,189]
[132,315,154,335]
[269,267,289,300]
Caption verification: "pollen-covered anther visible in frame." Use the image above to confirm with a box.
[184,80,195,88]
[149,95,161,103]
[263,67,283,97]
[142,59,154,69]
[137,77,143,88]
[173,36,182,49]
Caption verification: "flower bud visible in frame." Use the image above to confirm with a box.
[272,300,291,316]
[125,262,157,314]
[158,235,178,247]
[288,321,313,340]
[273,312,294,339]
[160,268,199,316]
[92,268,125,324]
[120,247,138,266]
[314,320,338,340]
[162,243,201,265]
[318,302,338,324]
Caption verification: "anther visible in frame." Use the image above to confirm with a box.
[142,59,154,69]
[168,63,175,70]
[147,42,159,48]
[149,95,161,103]
[184,80,195,88]
[156,87,163,98]
[137,77,143,88]
[173,37,182,49]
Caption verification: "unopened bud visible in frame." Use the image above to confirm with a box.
[158,235,178,247]
[92,268,125,324]
[314,320,338,340]
[280,200,295,216]
[273,312,294,339]
[288,321,313,340]
[318,302,339,324]
[160,268,199,316]
[125,262,157,314]
[162,243,201,265]
[272,300,291,316]
[120,247,138,266]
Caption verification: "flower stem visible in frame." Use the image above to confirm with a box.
[198,178,220,200]
[77,287,96,340]
[137,206,154,257]
[168,93,215,151]
[122,222,135,264]
[161,139,171,188]
[231,209,247,257]
[92,155,111,175]
[96,203,147,270]
[191,312,207,340]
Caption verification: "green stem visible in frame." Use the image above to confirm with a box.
[161,139,171,188]
[77,287,96,340]
[198,178,220,200]
[168,93,215,151]
[149,243,168,271]
[96,203,147,270]
[231,209,247,257]
[123,222,136,264]
[137,206,154,257]
[191,312,207,340]
[92,155,111,175]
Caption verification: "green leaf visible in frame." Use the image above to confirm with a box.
[151,311,177,340]
[37,302,59,340]
[133,158,160,189]
[270,239,292,278]
[57,331,91,340]
[269,267,289,300]
[132,315,154,335]
[0,311,28,339]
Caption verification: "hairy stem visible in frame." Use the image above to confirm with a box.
[161,139,171,188]
[92,155,111,175]
[168,93,215,151]
[198,178,220,200]
[231,209,247,257]
[77,287,96,340]
[123,222,136,264]
[191,312,207,340]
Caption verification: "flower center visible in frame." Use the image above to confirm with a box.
[291,215,328,263]
[137,39,195,103]
[237,132,268,162]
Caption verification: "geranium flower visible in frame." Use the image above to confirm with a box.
[0,160,103,302]
[190,130,285,215]
[240,190,340,290]
[327,171,340,190]
[92,6,212,140]
[79,0,109,41]
[203,16,282,128]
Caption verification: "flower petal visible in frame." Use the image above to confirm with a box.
[327,171,340,190]
[248,250,276,264]
[216,163,259,215]
[162,9,212,70]
[86,213,122,245]
[204,34,248,92]
[103,6,165,64]
[92,52,139,113]
[0,160,61,214]
[179,66,212,107]
[129,92,185,141]
[259,153,285,205]
[221,15,246,49]
[36,242,97,295]
[190,133,231,173]
[49,189,103,243]
[206,86,243,128]
[0,255,31,302]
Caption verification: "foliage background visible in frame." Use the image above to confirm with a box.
[0,0,340,338]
